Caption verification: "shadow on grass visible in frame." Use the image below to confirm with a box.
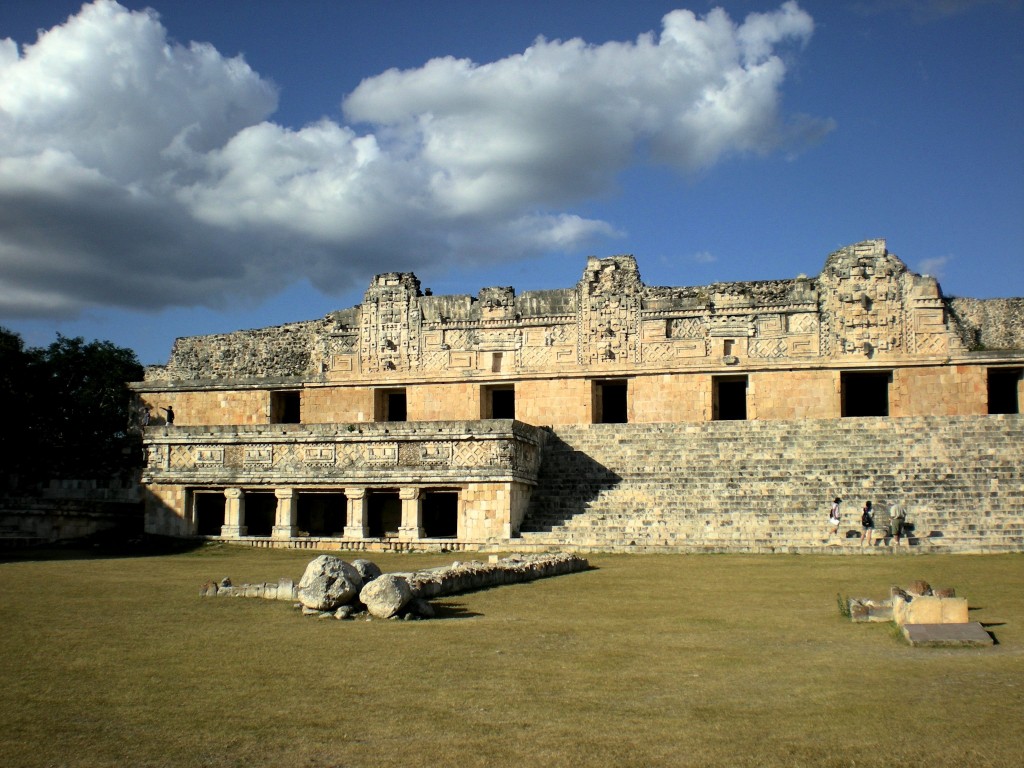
[431,601,483,620]
[0,532,206,563]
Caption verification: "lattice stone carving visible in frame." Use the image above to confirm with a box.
[669,317,706,339]
[789,313,818,335]
[454,440,496,467]
[748,338,787,358]
[169,446,194,470]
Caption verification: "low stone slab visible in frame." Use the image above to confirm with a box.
[901,622,993,647]
[849,598,893,622]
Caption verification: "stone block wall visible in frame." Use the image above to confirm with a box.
[409,382,483,421]
[751,370,836,420]
[893,365,987,417]
[630,374,708,422]
[516,378,593,425]
[140,389,269,426]
[302,387,374,424]
[461,481,533,540]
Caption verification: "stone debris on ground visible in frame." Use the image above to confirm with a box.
[200,552,589,621]
[846,580,996,647]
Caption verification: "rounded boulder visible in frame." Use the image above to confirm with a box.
[359,573,412,619]
[297,555,363,611]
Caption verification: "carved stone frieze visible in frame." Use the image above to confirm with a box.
[142,240,985,384]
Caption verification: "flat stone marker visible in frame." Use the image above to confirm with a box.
[901,622,993,647]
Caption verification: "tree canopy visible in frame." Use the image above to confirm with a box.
[0,327,144,488]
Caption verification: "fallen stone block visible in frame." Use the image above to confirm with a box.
[901,623,993,647]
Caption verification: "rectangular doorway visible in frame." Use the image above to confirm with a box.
[297,492,348,536]
[192,491,225,536]
[482,385,515,419]
[593,379,628,424]
[367,490,402,538]
[243,491,276,537]
[375,389,407,422]
[422,490,459,538]
[713,375,748,421]
[988,367,1022,414]
[841,371,891,417]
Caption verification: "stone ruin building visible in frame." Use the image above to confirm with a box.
[133,239,1024,554]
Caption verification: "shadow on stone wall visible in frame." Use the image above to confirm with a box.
[520,431,622,532]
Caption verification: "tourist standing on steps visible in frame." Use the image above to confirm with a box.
[860,501,875,548]
[889,501,907,548]
[828,497,842,538]
[161,405,175,425]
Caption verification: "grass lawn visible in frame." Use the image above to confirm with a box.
[1,544,1022,768]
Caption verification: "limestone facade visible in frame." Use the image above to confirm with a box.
[133,240,1024,548]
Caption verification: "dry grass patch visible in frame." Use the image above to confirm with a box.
[1,546,1022,767]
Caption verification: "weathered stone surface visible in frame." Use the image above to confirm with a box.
[352,559,382,583]
[849,598,893,623]
[360,573,413,619]
[901,622,993,647]
[892,592,969,626]
[907,580,932,596]
[297,555,363,611]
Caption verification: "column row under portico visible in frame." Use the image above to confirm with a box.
[215,485,427,541]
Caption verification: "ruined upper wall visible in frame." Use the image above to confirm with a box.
[947,297,1024,351]
[142,240,1022,384]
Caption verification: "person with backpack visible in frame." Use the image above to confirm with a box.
[860,501,875,548]
[889,502,907,548]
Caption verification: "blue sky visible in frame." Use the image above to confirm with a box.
[1,0,1021,365]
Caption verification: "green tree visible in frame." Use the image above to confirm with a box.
[0,329,144,488]
[0,327,32,487]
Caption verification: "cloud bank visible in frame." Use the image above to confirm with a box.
[0,0,830,318]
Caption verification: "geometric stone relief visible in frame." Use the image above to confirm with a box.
[708,315,754,338]
[748,338,787,359]
[756,314,785,336]
[788,313,818,335]
[669,317,706,339]
[303,445,336,466]
[454,440,498,467]
[244,447,273,468]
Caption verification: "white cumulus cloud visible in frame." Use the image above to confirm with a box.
[0,0,830,318]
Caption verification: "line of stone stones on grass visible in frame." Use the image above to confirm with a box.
[200,552,589,621]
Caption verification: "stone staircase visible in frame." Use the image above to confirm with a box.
[517,415,1024,554]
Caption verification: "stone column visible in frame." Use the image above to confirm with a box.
[221,487,247,538]
[343,487,368,539]
[398,486,423,541]
[272,488,298,539]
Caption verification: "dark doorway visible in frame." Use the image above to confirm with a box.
[483,385,515,419]
[841,371,891,417]
[368,490,402,537]
[270,391,301,424]
[988,367,1022,414]
[376,389,407,422]
[595,380,628,424]
[422,491,459,538]
[193,492,225,536]
[713,376,748,421]
[244,491,276,537]
[297,492,347,536]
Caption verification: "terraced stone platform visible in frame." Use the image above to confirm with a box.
[517,414,1024,554]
